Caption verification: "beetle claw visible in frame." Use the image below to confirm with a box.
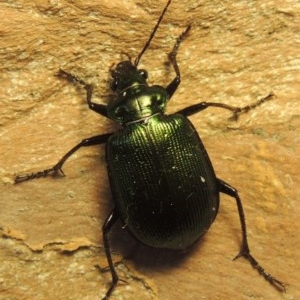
[53,166,65,177]
[97,259,124,274]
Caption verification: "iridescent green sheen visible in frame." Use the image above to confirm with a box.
[107,113,219,250]
[108,61,169,124]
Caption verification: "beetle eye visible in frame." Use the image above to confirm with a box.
[139,69,148,80]
[114,105,128,117]
[111,79,118,91]
[155,95,163,104]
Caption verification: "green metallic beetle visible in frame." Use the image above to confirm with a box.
[16,0,286,299]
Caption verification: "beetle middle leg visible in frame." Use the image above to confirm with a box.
[217,179,286,292]
[15,133,112,183]
[176,92,274,120]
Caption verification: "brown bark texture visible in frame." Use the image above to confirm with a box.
[0,0,299,300]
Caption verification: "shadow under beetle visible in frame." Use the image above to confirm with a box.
[15,0,286,298]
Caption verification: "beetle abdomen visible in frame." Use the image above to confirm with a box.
[107,114,219,250]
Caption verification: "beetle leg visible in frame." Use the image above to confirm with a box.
[166,25,191,98]
[57,69,108,118]
[217,178,286,292]
[176,92,274,119]
[101,209,119,300]
[15,133,113,183]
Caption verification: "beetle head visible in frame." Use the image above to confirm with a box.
[107,60,167,125]
[110,60,148,93]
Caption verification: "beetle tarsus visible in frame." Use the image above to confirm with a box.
[57,69,87,87]
[14,167,64,183]
[236,250,287,292]
[229,92,275,121]
[57,69,94,104]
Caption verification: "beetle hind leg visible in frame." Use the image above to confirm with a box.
[101,209,120,300]
[217,178,286,292]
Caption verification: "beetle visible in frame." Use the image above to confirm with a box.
[15,0,286,299]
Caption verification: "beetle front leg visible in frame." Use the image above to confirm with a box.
[166,25,191,98]
[217,178,286,292]
[101,209,119,300]
[15,133,112,183]
[57,69,108,118]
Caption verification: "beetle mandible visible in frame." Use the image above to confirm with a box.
[15,0,286,299]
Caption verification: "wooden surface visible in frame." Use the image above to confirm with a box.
[0,0,299,299]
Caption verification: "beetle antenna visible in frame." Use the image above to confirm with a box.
[134,0,172,67]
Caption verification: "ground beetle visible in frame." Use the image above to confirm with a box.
[16,0,286,298]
